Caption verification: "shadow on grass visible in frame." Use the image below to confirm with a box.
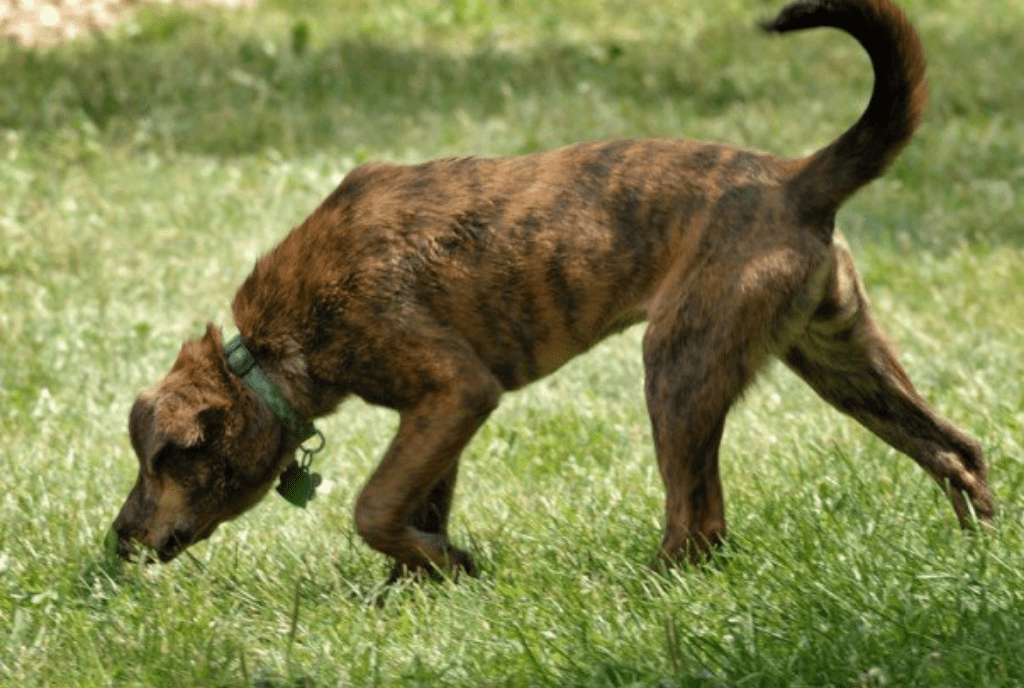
[0,8,755,158]
[1,5,1020,249]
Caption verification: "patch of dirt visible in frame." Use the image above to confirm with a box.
[1,0,251,46]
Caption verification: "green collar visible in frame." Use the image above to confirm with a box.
[224,335,318,444]
[224,334,324,508]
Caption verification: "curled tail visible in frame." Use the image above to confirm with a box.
[763,0,927,223]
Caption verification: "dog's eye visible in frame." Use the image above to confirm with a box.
[154,446,204,478]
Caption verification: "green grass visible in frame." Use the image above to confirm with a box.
[2,0,1023,686]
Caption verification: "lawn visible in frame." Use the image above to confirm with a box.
[1,0,1023,686]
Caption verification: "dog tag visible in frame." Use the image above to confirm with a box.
[277,463,322,508]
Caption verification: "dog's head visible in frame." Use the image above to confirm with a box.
[112,324,291,562]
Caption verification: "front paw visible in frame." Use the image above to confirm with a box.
[386,544,477,584]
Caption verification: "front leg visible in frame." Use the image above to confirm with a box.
[384,463,477,583]
[354,364,501,580]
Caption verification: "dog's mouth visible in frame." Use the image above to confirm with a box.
[156,531,191,562]
[111,532,186,564]
[110,534,161,564]
[112,521,220,564]
[154,521,221,562]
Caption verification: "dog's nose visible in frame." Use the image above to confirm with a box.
[117,537,140,561]
[104,526,133,561]
[106,518,148,562]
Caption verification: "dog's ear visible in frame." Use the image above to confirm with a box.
[129,389,218,470]
[200,322,227,373]
[168,323,228,377]
[129,392,167,469]
[129,324,235,468]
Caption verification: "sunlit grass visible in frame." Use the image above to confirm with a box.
[1,0,1023,686]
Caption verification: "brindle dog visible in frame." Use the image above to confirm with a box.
[112,0,994,578]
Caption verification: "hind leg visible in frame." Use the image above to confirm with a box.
[783,242,993,526]
[643,284,779,565]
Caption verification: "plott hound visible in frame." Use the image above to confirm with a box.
[112,0,993,578]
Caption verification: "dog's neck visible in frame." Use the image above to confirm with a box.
[224,335,319,446]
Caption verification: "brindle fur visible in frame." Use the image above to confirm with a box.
[113,0,993,575]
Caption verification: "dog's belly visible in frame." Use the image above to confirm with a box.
[465,301,648,391]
